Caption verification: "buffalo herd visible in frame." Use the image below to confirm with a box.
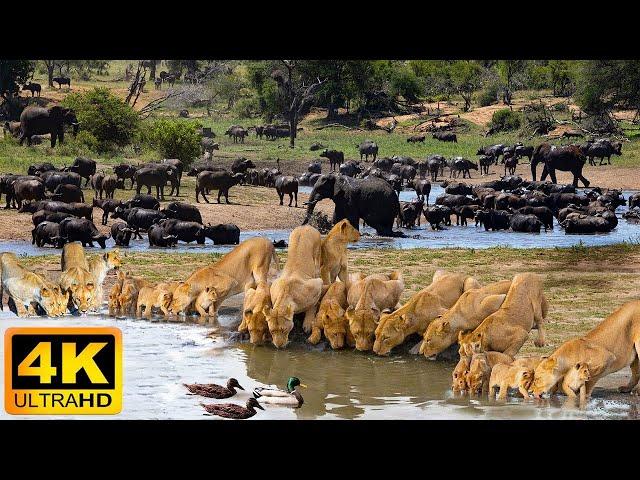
[0,155,241,250]
[0,117,633,245]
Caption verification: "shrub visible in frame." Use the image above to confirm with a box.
[234,96,261,119]
[477,83,500,107]
[489,108,523,132]
[62,87,139,152]
[140,119,201,166]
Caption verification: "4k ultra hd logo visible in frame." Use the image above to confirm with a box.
[4,327,122,415]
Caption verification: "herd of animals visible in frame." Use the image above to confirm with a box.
[1,221,639,418]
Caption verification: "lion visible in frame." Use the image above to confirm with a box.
[136,282,179,318]
[459,273,548,358]
[452,355,471,394]
[345,271,404,352]
[531,300,640,398]
[195,287,219,319]
[465,351,514,395]
[61,242,89,271]
[60,243,99,314]
[264,226,324,348]
[419,280,512,358]
[308,281,353,349]
[168,237,278,322]
[59,266,97,314]
[488,363,535,400]
[239,281,272,344]
[117,272,152,316]
[373,270,479,356]
[1,253,62,317]
[108,274,124,316]
[561,362,591,404]
[87,249,122,311]
[320,219,360,286]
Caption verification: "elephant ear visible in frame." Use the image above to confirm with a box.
[333,175,347,198]
[49,105,63,117]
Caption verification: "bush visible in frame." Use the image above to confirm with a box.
[477,83,500,107]
[489,108,523,132]
[234,96,261,119]
[140,119,201,166]
[62,87,139,153]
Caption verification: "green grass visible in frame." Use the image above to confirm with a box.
[5,63,640,174]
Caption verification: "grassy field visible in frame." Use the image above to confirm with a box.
[19,242,640,356]
[4,59,640,177]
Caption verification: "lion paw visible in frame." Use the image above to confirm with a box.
[534,339,545,348]
[618,385,633,393]
[308,331,321,345]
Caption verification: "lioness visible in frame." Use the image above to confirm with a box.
[373,271,479,355]
[308,281,353,349]
[60,243,98,314]
[345,272,404,352]
[169,237,278,322]
[531,299,640,398]
[420,280,512,358]
[489,363,535,400]
[264,226,324,348]
[320,219,360,286]
[466,351,514,395]
[460,273,548,357]
[239,281,272,344]
[61,242,89,271]
[1,253,63,316]
[88,250,122,311]
[108,274,125,316]
[59,267,98,314]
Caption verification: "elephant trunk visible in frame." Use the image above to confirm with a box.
[302,199,318,225]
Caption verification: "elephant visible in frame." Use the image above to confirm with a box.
[531,143,589,187]
[19,106,79,148]
[302,173,403,237]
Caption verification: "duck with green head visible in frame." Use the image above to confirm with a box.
[252,376,306,407]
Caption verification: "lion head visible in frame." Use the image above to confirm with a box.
[317,300,348,349]
[104,250,123,269]
[531,357,562,397]
[345,305,379,351]
[68,282,95,314]
[168,282,192,315]
[196,287,218,313]
[263,303,294,348]
[373,311,408,356]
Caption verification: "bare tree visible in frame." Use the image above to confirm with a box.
[42,60,61,87]
[271,60,325,148]
[125,61,148,107]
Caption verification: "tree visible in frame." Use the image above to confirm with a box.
[42,60,61,87]
[548,60,576,97]
[497,60,529,105]
[449,60,483,111]
[62,87,140,152]
[270,60,325,147]
[576,60,640,123]
[0,60,34,99]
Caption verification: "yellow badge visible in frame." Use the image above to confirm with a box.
[4,327,122,415]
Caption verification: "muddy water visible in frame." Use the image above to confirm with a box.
[5,186,640,257]
[1,309,637,420]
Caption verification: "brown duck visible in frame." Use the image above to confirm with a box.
[201,398,264,419]
[183,378,244,399]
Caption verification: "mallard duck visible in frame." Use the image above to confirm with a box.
[183,378,244,399]
[201,398,264,419]
[252,376,306,407]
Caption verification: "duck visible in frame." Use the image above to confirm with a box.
[183,378,244,399]
[252,376,306,408]
[200,398,264,419]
